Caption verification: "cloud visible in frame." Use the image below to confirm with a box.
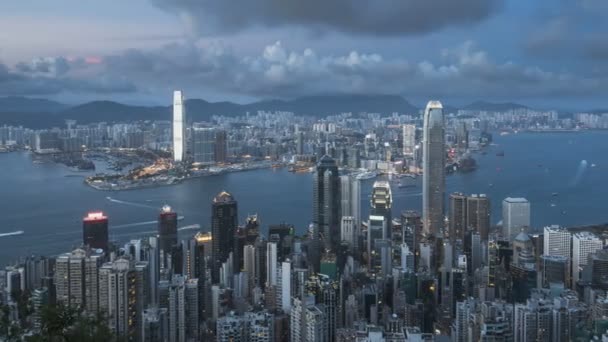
[15,57,70,76]
[2,39,607,104]
[525,1,608,62]
[96,40,607,101]
[0,58,137,97]
[150,0,502,36]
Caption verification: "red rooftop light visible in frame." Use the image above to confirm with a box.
[84,212,107,221]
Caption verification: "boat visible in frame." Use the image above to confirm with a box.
[398,183,416,189]
[551,192,559,197]
[496,151,505,157]
[591,163,597,168]
[356,171,377,180]
[550,203,557,207]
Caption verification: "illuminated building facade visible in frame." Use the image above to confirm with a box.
[172,90,186,163]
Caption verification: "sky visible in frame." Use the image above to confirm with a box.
[0,0,607,109]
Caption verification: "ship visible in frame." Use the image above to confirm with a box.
[356,171,377,180]
[398,183,416,189]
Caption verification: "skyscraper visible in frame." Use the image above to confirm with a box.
[371,180,392,237]
[337,175,361,234]
[572,232,602,287]
[422,100,445,238]
[449,193,467,242]
[211,191,238,283]
[83,211,109,251]
[215,129,227,163]
[266,242,278,288]
[402,124,416,156]
[172,90,186,163]
[502,197,530,240]
[164,275,199,342]
[467,194,490,241]
[541,255,568,287]
[55,248,104,310]
[191,126,216,165]
[98,258,140,340]
[158,205,178,257]
[455,122,469,151]
[543,225,571,259]
[340,216,356,252]
[313,155,341,252]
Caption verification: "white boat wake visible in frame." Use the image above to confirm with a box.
[178,224,200,231]
[111,224,201,238]
[106,197,158,210]
[112,216,184,230]
[0,230,24,238]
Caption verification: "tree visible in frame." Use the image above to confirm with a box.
[25,304,115,342]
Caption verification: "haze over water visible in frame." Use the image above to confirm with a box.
[1,131,607,264]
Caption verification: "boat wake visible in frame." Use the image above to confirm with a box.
[112,216,185,230]
[178,224,200,231]
[106,197,159,210]
[0,230,24,238]
[392,192,423,198]
[111,224,200,239]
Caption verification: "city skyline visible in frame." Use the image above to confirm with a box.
[2,2,608,341]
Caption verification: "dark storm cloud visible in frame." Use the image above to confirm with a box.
[0,59,137,96]
[151,0,503,36]
[525,1,608,62]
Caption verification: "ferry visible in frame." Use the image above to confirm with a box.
[398,183,416,189]
[356,171,377,181]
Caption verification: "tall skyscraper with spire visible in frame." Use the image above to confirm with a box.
[172,90,186,163]
[422,100,445,238]
[312,155,341,255]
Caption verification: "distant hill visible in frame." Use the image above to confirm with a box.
[61,101,169,122]
[462,101,528,112]
[0,96,67,113]
[0,94,420,128]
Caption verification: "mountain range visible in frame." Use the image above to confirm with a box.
[0,95,535,129]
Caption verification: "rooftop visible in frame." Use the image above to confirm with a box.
[503,197,529,203]
[214,191,235,203]
[83,211,107,221]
